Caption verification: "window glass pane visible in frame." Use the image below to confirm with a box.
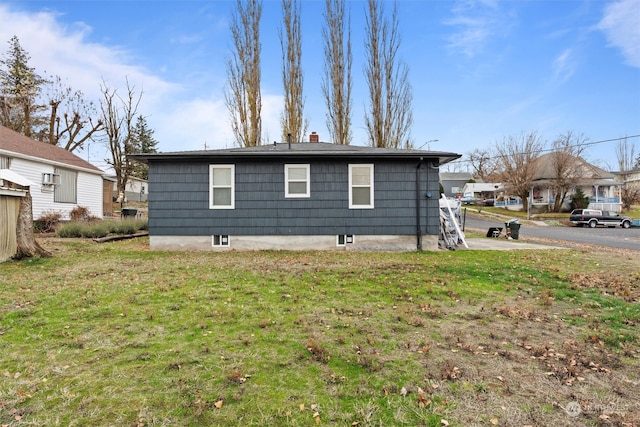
[213,168,231,185]
[288,167,307,180]
[352,167,370,185]
[288,182,307,194]
[213,188,231,205]
[352,187,370,205]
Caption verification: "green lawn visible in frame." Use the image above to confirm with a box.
[1,238,638,426]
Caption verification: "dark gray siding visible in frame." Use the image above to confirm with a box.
[148,158,441,236]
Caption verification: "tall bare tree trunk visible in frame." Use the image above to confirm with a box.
[15,190,50,259]
[226,0,263,147]
[280,0,307,143]
[322,0,352,145]
[363,0,413,148]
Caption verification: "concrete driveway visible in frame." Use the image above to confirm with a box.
[462,237,563,250]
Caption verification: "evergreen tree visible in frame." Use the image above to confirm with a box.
[0,36,47,137]
[130,115,158,180]
[569,187,590,211]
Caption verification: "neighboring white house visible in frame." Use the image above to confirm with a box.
[108,175,148,202]
[460,182,503,203]
[530,153,622,212]
[0,125,105,220]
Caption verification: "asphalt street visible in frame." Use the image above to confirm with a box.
[462,212,640,252]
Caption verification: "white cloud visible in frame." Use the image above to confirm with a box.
[597,0,640,68]
[553,49,575,84]
[0,4,285,156]
[0,5,174,102]
[444,0,513,58]
[153,92,283,152]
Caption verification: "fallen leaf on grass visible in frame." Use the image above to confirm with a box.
[417,387,431,408]
[214,400,223,409]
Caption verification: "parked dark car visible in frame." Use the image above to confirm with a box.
[569,209,632,228]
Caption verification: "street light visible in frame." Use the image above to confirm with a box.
[417,139,439,150]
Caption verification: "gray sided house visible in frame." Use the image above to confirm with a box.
[132,143,460,251]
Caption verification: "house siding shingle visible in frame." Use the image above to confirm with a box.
[148,158,440,239]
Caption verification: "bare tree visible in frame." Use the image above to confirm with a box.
[616,137,639,211]
[494,131,544,211]
[616,136,636,173]
[363,0,413,148]
[467,147,499,181]
[38,76,103,152]
[226,0,263,147]
[280,0,307,143]
[100,79,141,197]
[0,36,47,138]
[321,0,352,145]
[547,131,588,212]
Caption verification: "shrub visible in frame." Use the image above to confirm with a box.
[35,211,63,233]
[70,206,93,222]
[56,219,148,239]
[109,220,139,235]
[56,222,83,238]
[569,188,590,211]
[81,223,110,239]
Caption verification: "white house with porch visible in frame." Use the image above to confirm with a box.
[530,153,621,212]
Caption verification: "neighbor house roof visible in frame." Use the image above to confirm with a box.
[0,125,103,174]
[439,172,474,181]
[532,152,614,182]
[462,182,503,193]
[130,142,461,166]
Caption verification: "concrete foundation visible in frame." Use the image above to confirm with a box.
[149,234,439,251]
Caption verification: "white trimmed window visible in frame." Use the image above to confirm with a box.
[209,165,235,209]
[285,164,310,198]
[349,164,374,209]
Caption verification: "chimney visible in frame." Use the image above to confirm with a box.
[309,132,319,143]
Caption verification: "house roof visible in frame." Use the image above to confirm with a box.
[0,169,36,187]
[0,125,103,174]
[439,172,474,181]
[532,152,613,181]
[130,142,462,166]
[462,182,503,193]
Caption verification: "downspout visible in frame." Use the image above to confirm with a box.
[416,158,424,250]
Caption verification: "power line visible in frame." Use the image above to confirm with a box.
[449,134,640,165]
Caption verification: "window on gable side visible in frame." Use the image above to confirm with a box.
[209,165,235,209]
[349,164,374,209]
[285,164,310,198]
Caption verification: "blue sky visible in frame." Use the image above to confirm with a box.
[1,0,639,172]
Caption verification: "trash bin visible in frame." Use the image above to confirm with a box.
[121,208,138,219]
[505,219,520,240]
